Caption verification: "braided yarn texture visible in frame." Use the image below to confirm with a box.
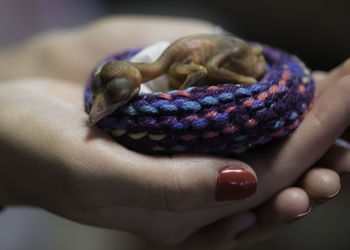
[84,46,315,156]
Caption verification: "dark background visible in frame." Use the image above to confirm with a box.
[102,0,350,70]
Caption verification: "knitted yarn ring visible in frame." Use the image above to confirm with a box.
[84,45,315,156]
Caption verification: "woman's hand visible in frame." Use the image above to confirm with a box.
[0,71,345,249]
[0,16,349,249]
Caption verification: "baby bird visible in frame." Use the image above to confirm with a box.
[88,34,266,126]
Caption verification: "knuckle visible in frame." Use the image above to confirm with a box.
[150,167,197,212]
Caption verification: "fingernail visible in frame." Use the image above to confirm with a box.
[283,205,311,224]
[316,183,341,204]
[216,167,257,201]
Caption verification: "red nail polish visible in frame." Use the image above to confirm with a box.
[216,167,257,201]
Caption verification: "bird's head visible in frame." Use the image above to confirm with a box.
[88,61,142,126]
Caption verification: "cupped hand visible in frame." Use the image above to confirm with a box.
[0,16,349,249]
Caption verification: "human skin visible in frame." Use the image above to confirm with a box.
[0,16,349,249]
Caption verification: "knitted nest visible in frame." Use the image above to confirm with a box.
[84,45,314,156]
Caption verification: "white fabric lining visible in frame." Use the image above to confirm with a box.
[129,41,171,93]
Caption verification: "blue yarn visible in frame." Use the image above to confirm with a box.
[171,122,188,130]
[192,118,209,129]
[274,120,285,129]
[250,84,263,92]
[172,99,186,106]
[151,100,171,108]
[260,84,270,91]
[159,104,178,112]
[236,88,252,96]
[140,105,159,114]
[213,113,229,123]
[181,101,202,112]
[185,87,195,92]
[301,103,307,111]
[168,90,180,95]
[200,96,219,106]
[217,92,234,102]
[122,105,138,116]
[251,100,265,109]
[289,111,298,120]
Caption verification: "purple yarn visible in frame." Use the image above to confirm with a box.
[84,45,315,156]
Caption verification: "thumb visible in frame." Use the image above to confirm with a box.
[95,148,258,212]
[156,154,258,211]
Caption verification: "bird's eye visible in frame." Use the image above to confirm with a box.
[106,78,134,103]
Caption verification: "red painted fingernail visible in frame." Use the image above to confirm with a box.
[216,167,257,201]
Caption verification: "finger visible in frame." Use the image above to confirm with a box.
[257,59,350,189]
[312,71,327,83]
[327,58,350,81]
[318,139,350,174]
[82,15,215,54]
[174,212,257,250]
[312,71,328,98]
[0,16,215,82]
[313,65,350,143]
[235,187,310,244]
[313,59,350,98]
[299,168,341,203]
[230,169,340,246]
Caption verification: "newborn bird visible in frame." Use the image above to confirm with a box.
[88,34,266,126]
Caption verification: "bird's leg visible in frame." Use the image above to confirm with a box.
[168,62,208,89]
[180,71,208,89]
[206,50,257,84]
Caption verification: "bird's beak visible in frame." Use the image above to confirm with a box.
[87,93,112,127]
[88,92,130,127]
[88,92,109,126]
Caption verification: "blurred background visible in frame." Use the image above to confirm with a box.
[0,0,349,249]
